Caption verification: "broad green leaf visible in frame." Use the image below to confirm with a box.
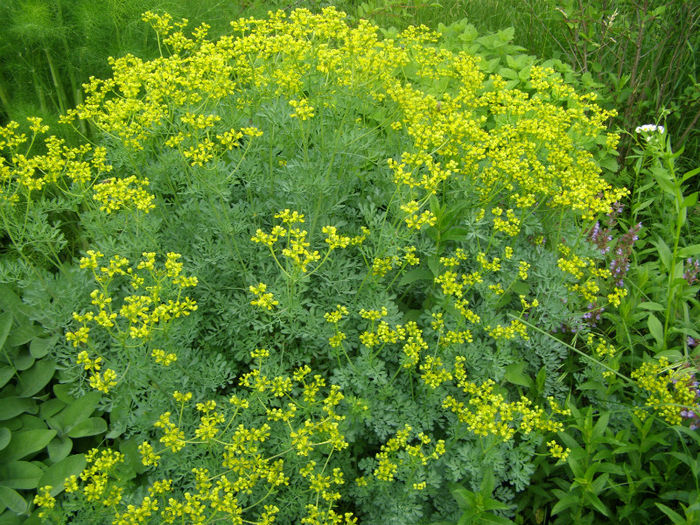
[480,470,496,495]
[440,227,471,243]
[13,350,34,371]
[682,192,698,208]
[678,244,700,258]
[652,168,677,197]
[7,323,42,348]
[39,399,66,420]
[398,268,434,287]
[38,454,86,497]
[17,360,55,398]
[0,429,56,462]
[585,492,610,516]
[535,367,546,395]
[29,335,58,359]
[66,417,107,439]
[591,411,610,441]
[637,301,665,311]
[0,313,12,351]
[654,237,672,271]
[457,511,478,525]
[599,157,618,173]
[0,285,24,317]
[681,166,700,183]
[498,67,518,80]
[0,398,36,421]
[0,486,26,514]
[0,509,22,524]
[656,503,687,524]
[47,437,72,464]
[449,483,476,509]
[0,367,14,389]
[54,391,101,433]
[647,314,664,348]
[52,384,76,404]
[0,429,10,451]
[504,362,534,389]
[0,461,44,489]
[550,493,579,515]
[118,438,147,477]
[18,415,46,431]
[480,515,515,525]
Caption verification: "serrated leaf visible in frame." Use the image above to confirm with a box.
[0,398,36,421]
[0,429,56,462]
[38,454,86,497]
[0,486,26,514]
[0,461,44,489]
[17,359,55,398]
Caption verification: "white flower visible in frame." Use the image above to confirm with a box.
[635,124,665,134]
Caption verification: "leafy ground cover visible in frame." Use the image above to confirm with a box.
[0,2,698,524]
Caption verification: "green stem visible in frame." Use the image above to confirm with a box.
[661,153,682,351]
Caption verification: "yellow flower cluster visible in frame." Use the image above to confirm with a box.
[92,175,155,213]
[557,246,589,280]
[400,200,437,230]
[371,256,399,277]
[289,98,315,120]
[442,357,566,443]
[371,424,445,483]
[546,440,570,462]
[631,357,697,425]
[249,282,279,311]
[68,250,198,393]
[492,208,521,237]
[419,355,453,389]
[0,120,111,204]
[252,210,362,275]
[73,250,198,340]
[33,485,56,518]
[60,4,625,229]
[587,334,616,359]
[486,319,529,341]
